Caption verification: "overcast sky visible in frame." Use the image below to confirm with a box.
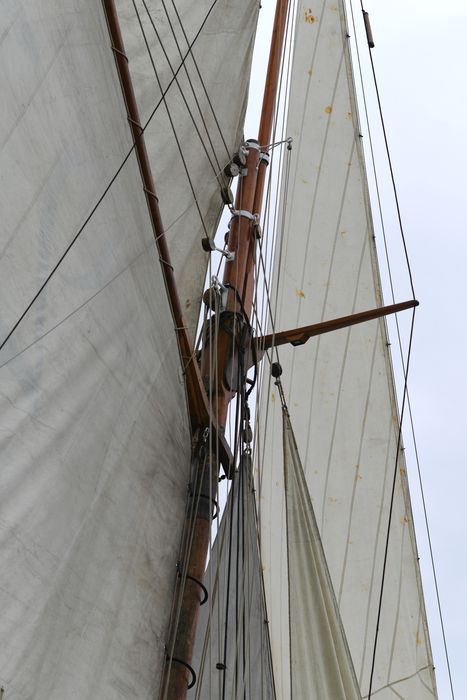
[367,3,466,697]
[245,2,466,697]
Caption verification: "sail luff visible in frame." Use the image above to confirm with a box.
[0,5,193,695]
[282,403,361,698]
[101,0,233,479]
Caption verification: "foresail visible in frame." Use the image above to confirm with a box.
[115,0,259,335]
[0,1,256,697]
[283,409,361,699]
[257,1,437,698]
[192,461,275,699]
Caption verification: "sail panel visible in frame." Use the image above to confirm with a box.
[257,2,436,698]
[0,3,192,697]
[283,410,361,699]
[115,0,259,336]
[192,461,275,699]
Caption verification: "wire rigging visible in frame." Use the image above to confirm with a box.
[0,0,221,354]
[163,0,232,162]
[137,0,225,180]
[367,309,416,698]
[349,2,454,695]
[357,2,415,299]
[131,0,209,236]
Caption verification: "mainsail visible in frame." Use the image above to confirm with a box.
[256,1,437,698]
[0,1,256,696]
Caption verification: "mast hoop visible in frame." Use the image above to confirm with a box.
[188,491,220,520]
[244,139,260,151]
[110,44,128,62]
[229,209,256,222]
[182,574,209,606]
[165,655,197,689]
[143,186,159,202]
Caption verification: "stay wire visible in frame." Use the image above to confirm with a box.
[0,0,221,354]
[132,0,209,236]
[220,384,243,700]
[253,0,295,538]
[138,0,224,179]
[367,308,416,698]
[1,153,233,372]
[163,0,231,164]
[358,1,415,299]
[252,0,294,375]
[351,4,453,695]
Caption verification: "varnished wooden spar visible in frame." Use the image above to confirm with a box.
[101,0,233,471]
[167,0,292,697]
[257,300,418,350]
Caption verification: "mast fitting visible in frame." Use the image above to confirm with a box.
[201,237,235,261]
[165,655,197,690]
[220,185,234,206]
[363,11,375,48]
[223,146,248,178]
[229,209,256,222]
[244,139,260,151]
[202,276,229,311]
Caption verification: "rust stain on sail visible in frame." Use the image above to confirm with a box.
[304,9,316,23]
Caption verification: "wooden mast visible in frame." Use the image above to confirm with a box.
[164,0,291,697]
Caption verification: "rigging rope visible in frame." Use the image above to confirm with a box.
[163,0,232,163]
[367,308,416,698]
[349,2,453,695]
[137,0,225,181]
[0,0,222,355]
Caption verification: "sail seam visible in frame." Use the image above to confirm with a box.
[135,0,225,179]
[130,0,210,237]
[0,0,223,355]
[367,308,416,698]
[158,0,232,162]
[362,663,434,698]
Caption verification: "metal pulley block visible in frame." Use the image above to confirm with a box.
[201,236,235,261]
[223,146,248,178]
[202,276,229,311]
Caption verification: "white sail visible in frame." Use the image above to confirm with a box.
[116,0,258,334]
[192,460,275,699]
[257,1,437,698]
[283,408,361,699]
[0,1,256,696]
